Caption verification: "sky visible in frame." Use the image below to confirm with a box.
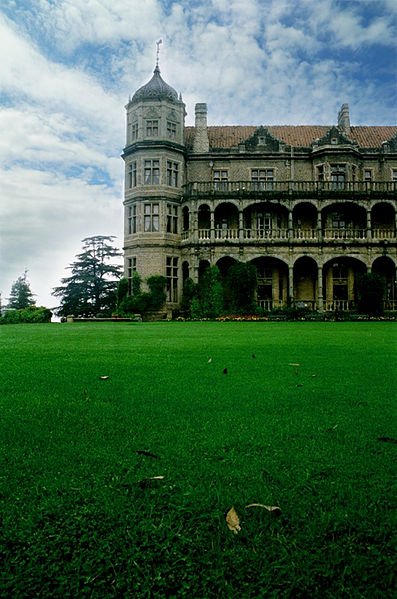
[0,0,396,312]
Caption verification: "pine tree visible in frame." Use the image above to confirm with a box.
[7,270,36,309]
[52,236,122,317]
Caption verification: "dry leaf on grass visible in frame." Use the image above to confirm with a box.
[289,363,300,366]
[208,358,212,363]
[226,507,241,534]
[137,450,160,459]
[99,376,109,380]
[246,504,281,514]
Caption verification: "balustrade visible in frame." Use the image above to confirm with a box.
[325,300,353,311]
[323,229,366,240]
[181,227,396,242]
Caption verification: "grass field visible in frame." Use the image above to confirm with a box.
[0,322,396,598]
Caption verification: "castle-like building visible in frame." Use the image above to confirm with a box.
[122,64,397,315]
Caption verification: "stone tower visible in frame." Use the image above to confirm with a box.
[122,64,186,312]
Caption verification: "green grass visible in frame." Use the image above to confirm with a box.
[0,322,396,598]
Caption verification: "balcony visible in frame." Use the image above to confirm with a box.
[183,180,397,200]
[181,228,396,243]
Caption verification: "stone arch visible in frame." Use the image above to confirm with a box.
[293,202,318,239]
[198,204,210,230]
[321,202,367,239]
[216,256,238,307]
[293,256,318,310]
[372,256,396,310]
[182,206,190,231]
[371,202,395,239]
[243,202,289,239]
[182,260,190,283]
[250,256,289,309]
[214,202,239,239]
[322,256,367,311]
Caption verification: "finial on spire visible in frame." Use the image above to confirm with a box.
[156,39,163,69]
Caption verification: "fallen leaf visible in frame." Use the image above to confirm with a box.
[137,450,160,459]
[246,504,281,513]
[223,368,228,374]
[99,376,109,380]
[208,358,212,363]
[311,374,317,378]
[143,475,164,480]
[252,354,256,359]
[289,363,300,366]
[296,384,303,387]
[226,507,241,534]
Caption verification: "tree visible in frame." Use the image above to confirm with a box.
[201,265,224,318]
[7,270,36,309]
[355,273,386,315]
[227,261,257,313]
[52,236,122,317]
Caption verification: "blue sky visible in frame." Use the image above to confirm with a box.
[0,0,396,310]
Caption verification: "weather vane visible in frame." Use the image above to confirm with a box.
[156,39,162,68]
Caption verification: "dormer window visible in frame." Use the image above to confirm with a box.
[146,120,159,136]
[331,138,338,145]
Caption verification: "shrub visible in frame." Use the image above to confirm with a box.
[0,306,52,324]
[116,278,129,309]
[146,275,167,310]
[180,278,198,317]
[201,266,224,318]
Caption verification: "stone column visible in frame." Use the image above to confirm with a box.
[317,265,324,312]
[193,209,198,243]
[239,210,244,241]
[288,265,294,305]
[210,209,215,242]
[288,211,293,239]
[366,209,372,240]
[317,211,323,242]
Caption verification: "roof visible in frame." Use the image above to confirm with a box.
[131,66,179,103]
[184,125,397,150]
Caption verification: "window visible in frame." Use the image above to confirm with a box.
[167,204,178,233]
[146,120,159,136]
[351,165,357,182]
[251,169,274,190]
[392,169,397,182]
[127,204,137,234]
[127,257,137,294]
[166,257,178,302]
[332,213,346,229]
[167,161,179,187]
[131,123,138,140]
[331,164,345,189]
[316,165,324,183]
[144,160,160,185]
[364,169,372,182]
[167,121,176,139]
[144,203,159,232]
[127,162,137,188]
[213,170,228,190]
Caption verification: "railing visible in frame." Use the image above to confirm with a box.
[383,299,397,311]
[323,229,366,239]
[257,299,284,311]
[214,228,239,240]
[181,227,396,242]
[244,228,288,239]
[373,229,396,239]
[293,229,318,239]
[183,180,397,197]
[325,300,354,311]
[295,300,318,310]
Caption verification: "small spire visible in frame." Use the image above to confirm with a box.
[155,39,162,70]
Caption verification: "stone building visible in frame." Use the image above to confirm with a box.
[122,65,397,315]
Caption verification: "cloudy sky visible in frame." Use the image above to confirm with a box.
[0,0,396,311]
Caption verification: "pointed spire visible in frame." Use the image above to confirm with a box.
[156,39,162,70]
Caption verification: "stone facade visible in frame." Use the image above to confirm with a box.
[123,66,397,315]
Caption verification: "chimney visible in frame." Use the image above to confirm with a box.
[338,103,350,135]
[193,103,209,153]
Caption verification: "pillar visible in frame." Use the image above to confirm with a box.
[288,211,293,239]
[317,265,324,312]
[288,265,294,305]
[317,211,323,242]
[239,210,244,241]
[366,209,372,240]
[210,209,215,242]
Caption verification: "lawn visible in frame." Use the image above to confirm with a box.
[0,322,396,598]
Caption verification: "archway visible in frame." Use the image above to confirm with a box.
[250,257,288,310]
[182,206,190,232]
[293,257,318,310]
[372,256,396,310]
[216,256,238,308]
[293,203,318,239]
[198,204,210,230]
[182,261,189,284]
[372,203,395,239]
[322,203,366,239]
[323,257,366,311]
[214,203,239,239]
[243,202,288,239]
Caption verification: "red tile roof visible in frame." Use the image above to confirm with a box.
[184,125,397,150]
